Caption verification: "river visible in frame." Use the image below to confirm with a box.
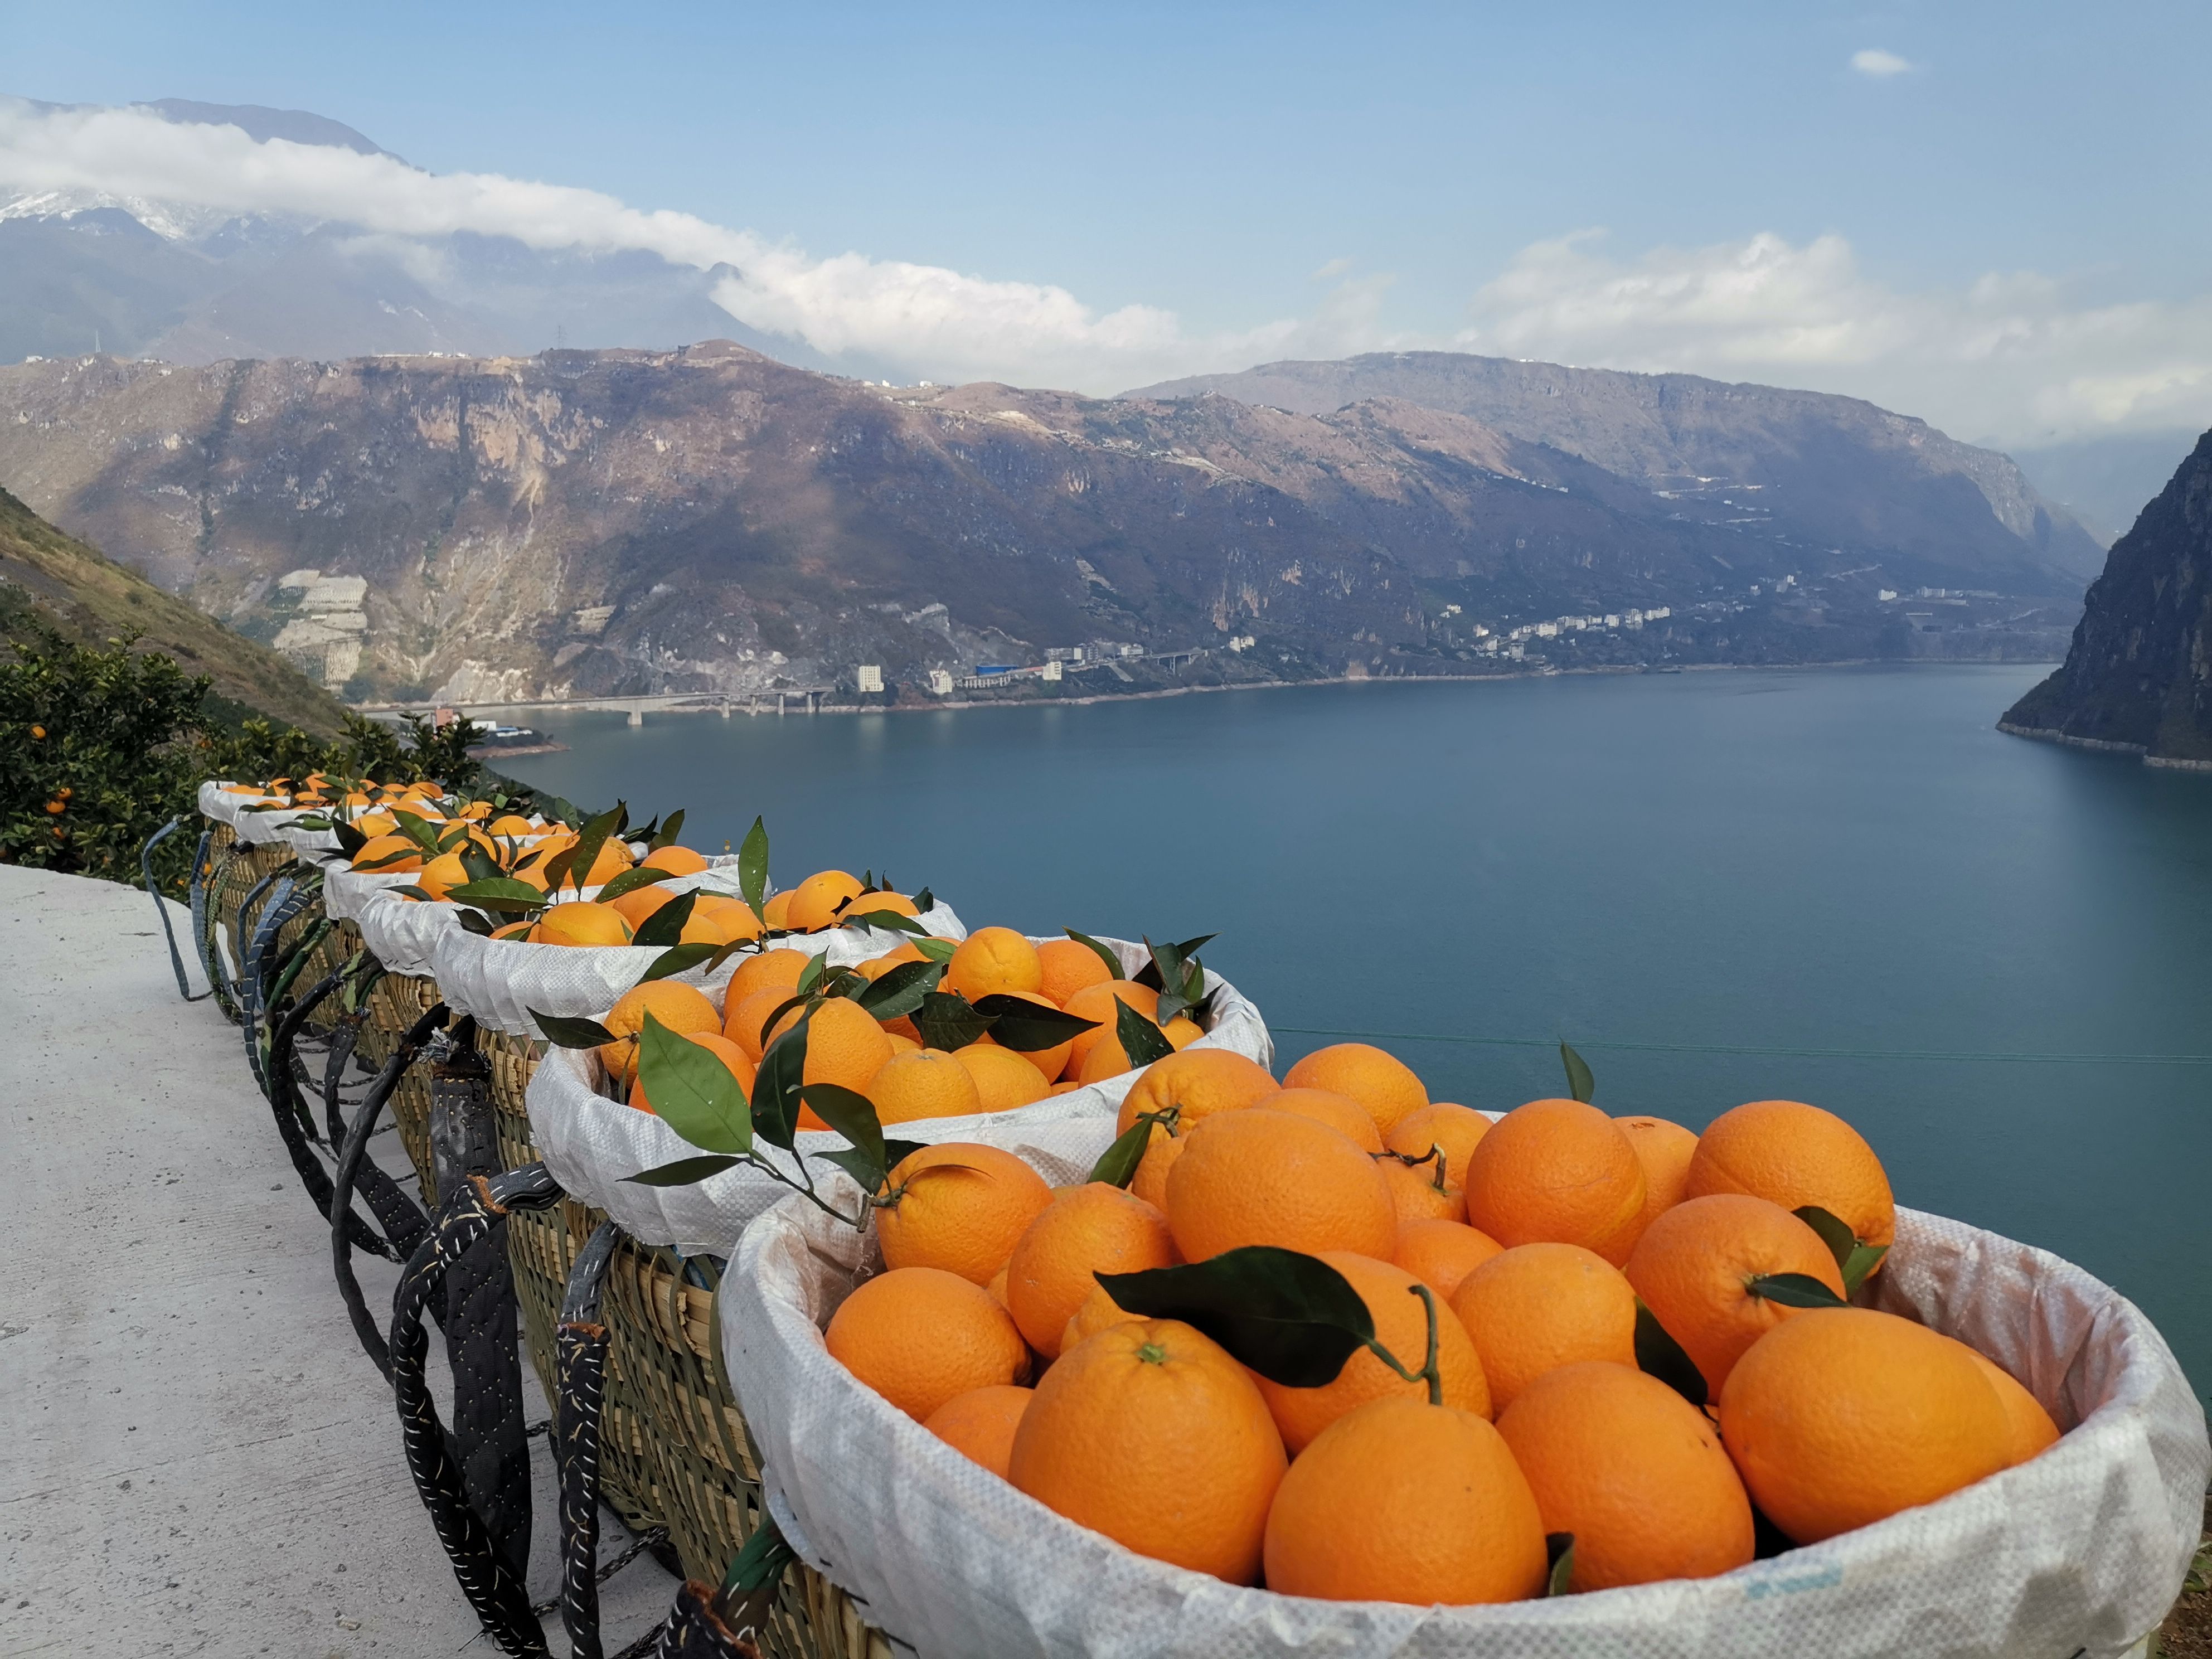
[491,666,2212,1397]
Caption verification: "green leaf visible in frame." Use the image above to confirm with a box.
[796,952,830,995]
[1063,928,1124,980]
[637,940,725,982]
[1147,937,1194,1025]
[1098,1246,1376,1388]
[455,906,496,936]
[738,815,770,919]
[882,1138,930,1170]
[800,1083,887,1177]
[532,1009,616,1049]
[972,992,1100,1052]
[1793,1204,1856,1272]
[1087,1119,1154,1189]
[912,887,935,913]
[911,935,958,963]
[548,794,581,829]
[458,842,502,885]
[1560,1040,1595,1104]
[636,1010,753,1154]
[1633,1301,1707,1408]
[755,992,815,1046]
[391,884,434,901]
[595,865,675,904]
[1545,1534,1576,1598]
[843,908,928,937]
[631,888,700,949]
[444,877,550,913]
[1114,997,1175,1068]
[389,808,445,852]
[914,990,992,1052]
[649,808,685,851]
[814,1145,890,1194]
[355,844,426,872]
[558,802,625,894]
[1746,1272,1850,1309]
[752,1014,810,1149]
[855,959,944,1021]
[624,1154,746,1187]
[721,1514,796,1594]
[332,819,367,857]
[1169,933,1219,960]
[1841,1241,1889,1294]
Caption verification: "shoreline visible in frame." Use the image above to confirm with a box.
[1996,720,2212,772]
[429,655,2065,725]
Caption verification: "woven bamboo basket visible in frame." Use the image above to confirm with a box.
[209,839,288,965]
[230,842,295,952]
[604,1239,891,1659]
[364,970,442,1203]
[479,1026,664,1537]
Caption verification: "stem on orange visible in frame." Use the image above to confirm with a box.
[1361,1284,1444,1406]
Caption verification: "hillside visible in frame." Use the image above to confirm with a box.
[1129,352,2109,582]
[0,345,2082,705]
[0,483,348,734]
[2001,430,2212,765]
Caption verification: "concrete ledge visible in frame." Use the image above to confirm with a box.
[0,865,672,1655]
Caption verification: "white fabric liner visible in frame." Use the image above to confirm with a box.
[524,937,1272,1257]
[725,1122,2209,1659]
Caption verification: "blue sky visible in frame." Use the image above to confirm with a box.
[6,1,2210,445]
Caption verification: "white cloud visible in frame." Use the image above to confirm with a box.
[1456,230,2212,444]
[1850,48,1916,77]
[2,98,2206,444]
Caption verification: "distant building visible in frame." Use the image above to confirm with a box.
[856,664,884,693]
[927,670,954,696]
[1042,659,1064,682]
[1045,646,1087,662]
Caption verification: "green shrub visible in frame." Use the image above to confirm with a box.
[1,614,506,894]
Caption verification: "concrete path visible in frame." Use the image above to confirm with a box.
[0,866,675,1657]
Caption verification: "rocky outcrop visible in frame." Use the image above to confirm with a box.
[2001,431,2212,766]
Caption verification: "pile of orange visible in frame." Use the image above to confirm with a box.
[823,1042,2061,1604]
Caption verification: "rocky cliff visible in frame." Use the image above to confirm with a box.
[2001,430,2212,765]
[0,343,2083,705]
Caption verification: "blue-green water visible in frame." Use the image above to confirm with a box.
[496,667,2212,1397]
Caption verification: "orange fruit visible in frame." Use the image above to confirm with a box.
[1074,1011,1199,1084]
[573,837,635,890]
[627,1032,755,1113]
[1718,1307,2011,1544]
[952,1044,1052,1113]
[724,947,811,1009]
[944,926,1045,1002]
[491,919,533,940]
[1116,1049,1278,1141]
[1384,1102,1492,1185]
[1059,981,1164,1076]
[1686,1100,1895,1259]
[761,890,796,929]
[785,869,866,932]
[1495,1361,1755,1590]
[1959,1346,2061,1467]
[824,1266,1030,1422]
[1376,1156,1467,1224]
[1059,1282,1141,1353]
[1280,1042,1428,1137]
[976,990,1078,1079]
[876,1143,1052,1283]
[351,832,422,874]
[1393,1217,1505,1301]
[856,943,926,980]
[1004,1183,1178,1359]
[1162,1108,1398,1264]
[1036,937,1113,1006]
[530,901,634,948]
[1623,1194,1847,1396]
[1254,1086,1382,1152]
[1008,1318,1286,1583]
[484,813,535,838]
[723,985,796,1062]
[986,1265,1010,1309]
[867,1049,985,1123]
[884,1030,921,1055]
[1262,1396,1546,1605]
[1128,1130,1189,1211]
[413,850,475,900]
[608,882,680,929]
[923,1384,1032,1479]
[639,845,709,876]
[1449,1243,1637,1413]
[1616,1114,1700,1238]
[596,980,722,1083]
[1463,1098,1647,1266]
[1253,1251,1490,1452]
[840,889,919,923]
[768,995,894,1095]
[683,894,764,947]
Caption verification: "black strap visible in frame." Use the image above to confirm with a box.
[390,1165,564,1658]
[649,1581,761,1658]
[555,1221,623,1659]
[332,1003,449,1377]
[141,816,214,1002]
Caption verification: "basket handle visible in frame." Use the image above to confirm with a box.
[140,816,213,1001]
[331,1003,448,1376]
[391,1164,565,1659]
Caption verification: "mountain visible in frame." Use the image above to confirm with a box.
[0,345,2079,705]
[2001,430,2212,767]
[0,96,831,371]
[2007,429,2205,545]
[1128,352,2109,583]
[0,482,348,735]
